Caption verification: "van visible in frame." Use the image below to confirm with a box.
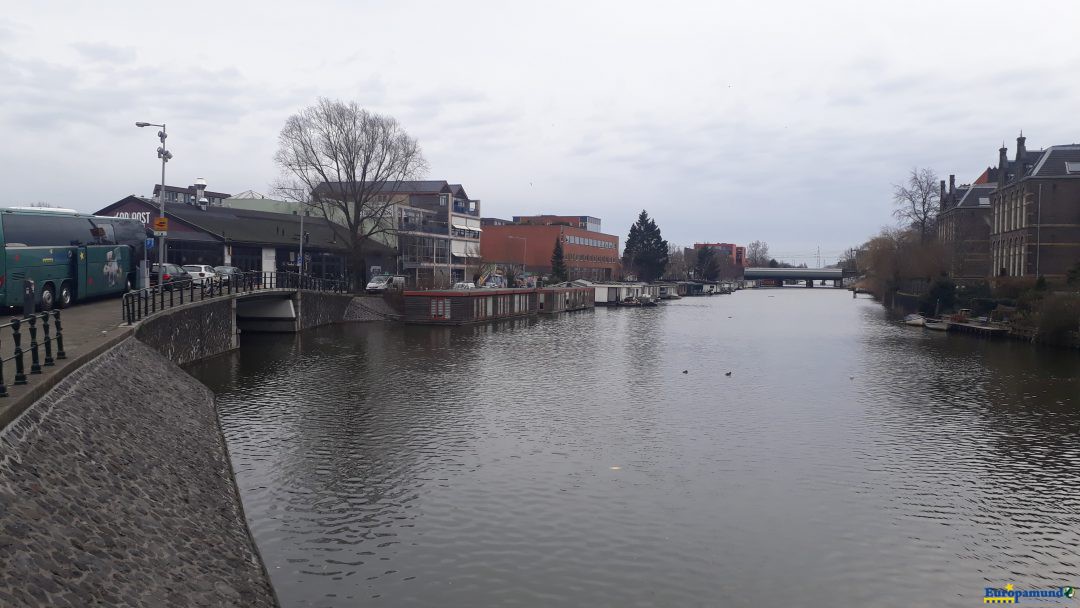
[366,274,405,293]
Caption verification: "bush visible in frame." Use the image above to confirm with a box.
[1036,294,1080,345]
[918,277,956,316]
[992,277,1037,300]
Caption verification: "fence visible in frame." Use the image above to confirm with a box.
[0,310,66,398]
[122,271,348,325]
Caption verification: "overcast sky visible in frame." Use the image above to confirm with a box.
[3,1,1079,264]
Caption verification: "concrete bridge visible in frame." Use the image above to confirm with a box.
[743,267,846,287]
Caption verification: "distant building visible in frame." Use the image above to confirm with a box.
[937,173,994,281]
[989,135,1080,280]
[313,180,481,287]
[95,195,395,277]
[152,182,230,207]
[481,216,620,281]
[693,242,745,267]
[512,215,602,232]
[689,242,745,279]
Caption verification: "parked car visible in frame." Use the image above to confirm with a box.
[150,263,192,288]
[451,282,476,290]
[366,274,405,293]
[182,264,216,284]
[214,265,245,284]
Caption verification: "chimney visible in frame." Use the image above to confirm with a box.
[1015,133,1027,179]
[939,179,947,212]
[998,144,1008,189]
[948,174,955,201]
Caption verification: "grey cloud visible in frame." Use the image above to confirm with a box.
[71,41,136,64]
[0,51,307,133]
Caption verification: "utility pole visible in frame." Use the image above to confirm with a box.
[135,121,171,270]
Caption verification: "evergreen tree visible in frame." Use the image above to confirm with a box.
[622,210,669,282]
[550,236,569,282]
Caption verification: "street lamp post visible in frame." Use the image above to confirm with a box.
[279,188,311,276]
[135,122,171,271]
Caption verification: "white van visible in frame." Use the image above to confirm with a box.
[366,275,405,293]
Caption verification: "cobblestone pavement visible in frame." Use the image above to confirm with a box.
[0,338,277,607]
[0,297,132,428]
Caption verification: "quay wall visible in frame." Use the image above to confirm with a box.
[298,292,355,330]
[343,295,401,322]
[0,290,398,607]
[135,298,237,365]
[0,337,277,607]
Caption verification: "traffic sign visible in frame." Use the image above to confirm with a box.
[152,231,167,237]
[145,238,155,250]
[152,217,168,231]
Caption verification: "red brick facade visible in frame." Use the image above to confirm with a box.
[481,224,620,281]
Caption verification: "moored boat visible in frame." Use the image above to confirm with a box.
[903,313,926,327]
[924,320,949,331]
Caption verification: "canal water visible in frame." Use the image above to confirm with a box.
[188,289,1080,607]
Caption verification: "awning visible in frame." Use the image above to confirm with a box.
[452,224,482,232]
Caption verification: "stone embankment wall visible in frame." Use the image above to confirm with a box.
[135,298,237,365]
[343,295,401,322]
[0,290,392,607]
[297,292,355,330]
[0,338,276,607]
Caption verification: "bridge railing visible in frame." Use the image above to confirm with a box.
[122,271,348,326]
[0,310,67,398]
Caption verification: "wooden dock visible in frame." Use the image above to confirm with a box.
[946,321,1009,338]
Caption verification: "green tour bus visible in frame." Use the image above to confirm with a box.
[0,207,147,310]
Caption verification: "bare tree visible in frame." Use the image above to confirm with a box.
[893,168,940,243]
[746,240,770,267]
[665,244,691,280]
[694,247,722,281]
[275,98,428,287]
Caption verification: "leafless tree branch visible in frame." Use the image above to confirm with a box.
[274,98,428,286]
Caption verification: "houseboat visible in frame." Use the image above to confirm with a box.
[573,280,660,306]
[403,288,538,325]
[657,283,682,300]
[538,285,595,314]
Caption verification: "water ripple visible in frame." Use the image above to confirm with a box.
[187,290,1080,607]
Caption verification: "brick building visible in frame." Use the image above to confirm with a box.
[989,136,1080,281]
[937,173,994,282]
[480,216,620,281]
[688,242,745,279]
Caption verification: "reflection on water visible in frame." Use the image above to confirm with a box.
[188,289,1080,607]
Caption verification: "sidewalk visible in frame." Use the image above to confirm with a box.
[0,298,131,430]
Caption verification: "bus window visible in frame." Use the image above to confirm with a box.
[3,215,94,246]
[89,221,116,245]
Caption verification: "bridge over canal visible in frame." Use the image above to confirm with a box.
[744,267,848,287]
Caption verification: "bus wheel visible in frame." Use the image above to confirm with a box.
[126,275,134,292]
[58,281,73,309]
[40,283,56,311]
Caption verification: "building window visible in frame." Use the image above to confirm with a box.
[439,194,448,206]
[430,298,450,320]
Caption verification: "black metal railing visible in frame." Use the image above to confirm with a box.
[122,271,348,325]
[0,310,66,397]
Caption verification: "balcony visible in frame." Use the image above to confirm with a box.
[452,202,480,217]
